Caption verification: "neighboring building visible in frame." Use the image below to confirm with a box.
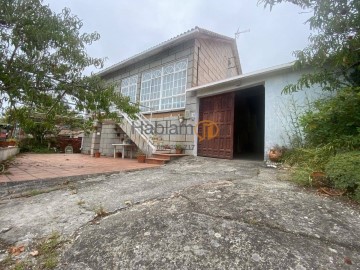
[58,129,83,138]
[84,27,318,160]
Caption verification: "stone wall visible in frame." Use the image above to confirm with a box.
[143,112,195,154]
[193,38,239,87]
[99,122,127,157]
[81,134,92,155]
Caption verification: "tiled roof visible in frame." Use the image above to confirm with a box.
[98,26,237,77]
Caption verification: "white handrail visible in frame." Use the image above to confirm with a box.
[119,111,156,156]
[136,112,153,127]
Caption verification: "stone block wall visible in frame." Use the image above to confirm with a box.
[184,91,198,155]
[144,111,196,155]
[81,134,92,154]
[193,38,239,87]
[99,122,127,157]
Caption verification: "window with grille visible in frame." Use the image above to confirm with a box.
[121,75,138,103]
[140,59,187,112]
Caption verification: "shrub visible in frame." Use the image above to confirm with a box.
[18,138,56,153]
[291,167,313,186]
[325,151,360,201]
[300,87,360,150]
[282,146,335,171]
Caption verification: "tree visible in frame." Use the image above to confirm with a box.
[258,0,360,92]
[0,0,138,141]
[258,0,360,150]
[260,1,360,200]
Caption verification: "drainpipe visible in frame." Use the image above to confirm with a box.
[196,45,200,86]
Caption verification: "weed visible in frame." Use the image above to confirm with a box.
[1,257,32,270]
[68,184,78,194]
[0,232,64,270]
[20,189,48,198]
[77,199,86,206]
[14,187,59,199]
[43,256,58,269]
[1,255,14,268]
[14,261,30,270]
[94,205,108,218]
[36,231,63,269]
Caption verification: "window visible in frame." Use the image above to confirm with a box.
[140,59,187,112]
[140,69,161,111]
[121,75,138,103]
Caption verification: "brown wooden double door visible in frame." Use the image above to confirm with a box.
[197,92,235,159]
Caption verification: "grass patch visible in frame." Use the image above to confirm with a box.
[20,188,55,198]
[28,189,46,197]
[36,231,63,269]
[282,146,335,171]
[1,254,15,269]
[0,233,65,270]
[14,261,31,270]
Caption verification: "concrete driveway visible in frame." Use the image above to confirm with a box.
[0,157,359,269]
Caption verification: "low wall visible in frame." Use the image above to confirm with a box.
[57,137,82,153]
[0,147,20,162]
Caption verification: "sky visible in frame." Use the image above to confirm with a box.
[44,0,312,75]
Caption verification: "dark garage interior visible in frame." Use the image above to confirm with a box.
[233,85,265,160]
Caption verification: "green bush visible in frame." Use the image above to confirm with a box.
[300,87,360,150]
[18,138,56,153]
[290,167,313,186]
[282,146,335,171]
[325,151,360,201]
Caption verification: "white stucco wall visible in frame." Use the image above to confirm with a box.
[187,65,323,160]
[0,147,19,162]
[264,69,322,159]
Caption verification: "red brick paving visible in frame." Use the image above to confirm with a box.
[0,153,160,183]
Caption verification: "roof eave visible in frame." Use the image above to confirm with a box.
[186,62,295,93]
[97,29,201,77]
[97,27,238,78]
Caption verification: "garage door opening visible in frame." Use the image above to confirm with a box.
[233,85,265,160]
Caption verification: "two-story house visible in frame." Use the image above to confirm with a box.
[82,27,242,160]
[82,27,317,161]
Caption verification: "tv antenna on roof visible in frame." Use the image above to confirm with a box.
[235,27,250,39]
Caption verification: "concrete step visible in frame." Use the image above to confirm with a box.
[154,150,172,154]
[145,158,169,165]
[152,153,188,160]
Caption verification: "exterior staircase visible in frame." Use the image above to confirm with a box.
[118,112,186,164]
[118,111,157,156]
